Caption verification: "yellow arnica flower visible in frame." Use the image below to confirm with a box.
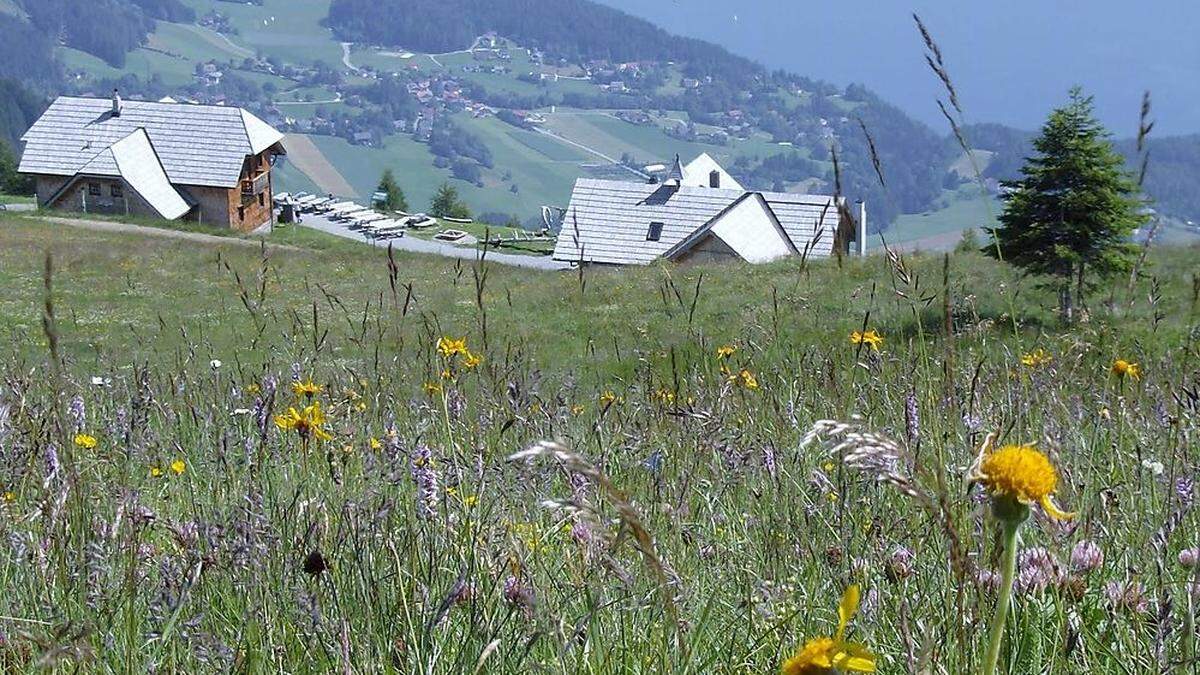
[970,442,1075,521]
[599,391,618,406]
[716,344,738,359]
[463,351,483,369]
[292,380,323,398]
[74,433,98,449]
[150,466,163,478]
[781,585,876,674]
[437,336,469,358]
[274,401,334,442]
[1020,348,1052,368]
[733,369,759,390]
[850,330,884,351]
[423,381,443,396]
[170,459,186,475]
[1111,359,1140,380]
[369,437,383,451]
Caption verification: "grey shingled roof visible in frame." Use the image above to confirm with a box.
[20,97,283,188]
[552,178,839,265]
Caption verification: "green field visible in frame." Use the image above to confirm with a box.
[178,0,344,66]
[873,188,1001,249]
[0,214,1197,671]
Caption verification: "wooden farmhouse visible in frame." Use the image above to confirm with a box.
[553,154,866,265]
[19,92,285,231]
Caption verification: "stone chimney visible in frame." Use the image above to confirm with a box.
[112,89,122,117]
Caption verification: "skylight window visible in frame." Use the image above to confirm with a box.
[647,221,664,241]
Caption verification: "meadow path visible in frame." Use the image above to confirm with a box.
[31,217,303,252]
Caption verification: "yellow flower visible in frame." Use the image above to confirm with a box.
[437,336,469,358]
[3,491,14,503]
[1020,348,1052,368]
[1111,359,1140,380]
[423,381,443,396]
[781,585,876,674]
[654,388,676,404]
[970,441,1074,521]
[245,383,261,395]
[369,437,383,451]
[73,433,98,450]
[570,404,586,416]
[729,368,759,390]
[850,330,884,351]
[716,344,738,359]
[170,459,186,475]
[274,401,334,442]
[463,351,483,369]
[150,466,163,478]
[292,379,324,398]
[599,391,618,406]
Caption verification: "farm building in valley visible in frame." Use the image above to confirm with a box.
[19,92,286,231]
[552,155,864,265]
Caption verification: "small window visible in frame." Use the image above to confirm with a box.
[111,183,123,198]
[258,192,265,206]
[238,206,245,221]
[646,221,664,241]
[88,182,101,196]
[709,170,721,188]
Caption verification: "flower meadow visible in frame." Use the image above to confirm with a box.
[0,222,1198,672]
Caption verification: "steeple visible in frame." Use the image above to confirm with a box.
[664,153,684,187]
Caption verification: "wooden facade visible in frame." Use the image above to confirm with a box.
[30,148,277,231]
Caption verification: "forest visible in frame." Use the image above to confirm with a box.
[17,0,194,68]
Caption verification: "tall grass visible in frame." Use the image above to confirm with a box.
[0,218,1197,671]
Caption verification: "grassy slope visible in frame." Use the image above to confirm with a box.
[177,0,344,66]
[0,216,1196,671]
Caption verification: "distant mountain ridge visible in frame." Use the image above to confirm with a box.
[324,0,1200,224]
[326,0,760,83]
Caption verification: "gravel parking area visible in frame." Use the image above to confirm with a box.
[296,212,569,271]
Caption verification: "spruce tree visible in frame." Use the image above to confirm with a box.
[430,183,470,219]
[376,169,408,212]
[983,87,1147,320]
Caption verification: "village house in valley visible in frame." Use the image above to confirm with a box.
[19,92,286,231]
[552,154,865,265]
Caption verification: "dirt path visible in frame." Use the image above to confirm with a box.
[176,24,254,59]
[282,134,357,197]
[33,217,303,252]
[340,42,360,72]
[530,127,649,180]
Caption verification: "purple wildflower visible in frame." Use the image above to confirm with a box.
[1014,547,1064,595]
[904,390,920,445]
[68,396,85,432]
[1070,539,1104,574]
[410,444,438,519]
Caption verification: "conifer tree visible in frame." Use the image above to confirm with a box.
[430,183,471,219]
[376,169,408,212]
[984,87,1147,320]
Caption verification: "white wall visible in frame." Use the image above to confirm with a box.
[709,196,792,263]
[683,153,744,190]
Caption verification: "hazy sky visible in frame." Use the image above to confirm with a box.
[595,0,1200,136]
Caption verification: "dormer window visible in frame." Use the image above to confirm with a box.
[709,170,720,188]
[646,221,664,241]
